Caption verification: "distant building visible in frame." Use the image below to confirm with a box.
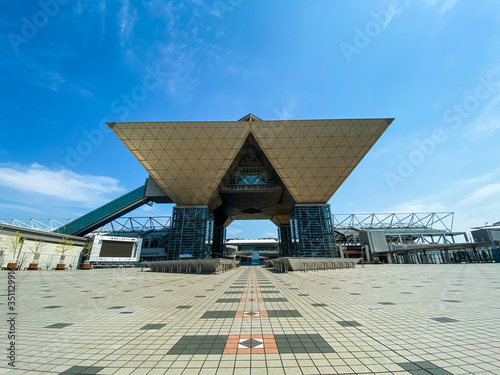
[0,223,86,269]
[471,226,500,244]
[225,238,279,264]
[471,225,500,262]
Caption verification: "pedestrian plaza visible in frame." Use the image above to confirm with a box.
[1,264,500,374]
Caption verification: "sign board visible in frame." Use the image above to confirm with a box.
[222,184,280,192]
[89,235,142,263]
[104,236,137,242]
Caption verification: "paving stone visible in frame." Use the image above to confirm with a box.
[59,365,105,374]
[216,298,241,303]
[264,297,288,302]
[267,310,302,318]
[201,311,237,319]
[9,264,500,375]
[166,335,228,355]
[274,334,335,354]
[336,320,362,327]
[431,317,460,323]
[140,324,166,330]
[44,323,73,329]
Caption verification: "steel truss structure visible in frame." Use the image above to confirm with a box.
[0,218,73,232]
[92,216,171,233]
[2,212,467,245]
[0,216,171,234]
[333,212,454,232]
[333,212,469,245]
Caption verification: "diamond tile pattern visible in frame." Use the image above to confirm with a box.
[238,338,263,349]
[244,311,259,317]
[234,310,269,318]
[109,118,393,204]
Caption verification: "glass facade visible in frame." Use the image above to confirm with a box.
[227,153,276,186]
[290,204,338,258]
[163,205,338,260]
[167,206,213,260]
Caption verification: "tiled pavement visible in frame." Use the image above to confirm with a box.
[1,265,500,374]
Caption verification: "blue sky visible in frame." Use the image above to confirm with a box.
[1,0,499,238]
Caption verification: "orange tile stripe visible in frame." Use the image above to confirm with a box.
[234,310,268,318]
[223,334,278,354]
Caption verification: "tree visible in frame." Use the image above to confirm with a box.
[29,239,47,262]
[81,241,93,258]
[8,231,25,262]
[55,237,74,263]
[0,235,4,266]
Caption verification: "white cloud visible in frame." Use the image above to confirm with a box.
[440,0,459,13]
[0,203,41,214]
[425,0,459,14]
[0,163,125,206]
[118,0,138,45]
[452,204,500,233]
[471,93,500,137]
[382,180,500,232]
[459,174,492,185]
[43,72,92,97]
[226,226,242,236]
[273,99,296,120]
[142,0,175,21]
[456,183,500,208]
[72,2,107,36]
[381,0,407,27]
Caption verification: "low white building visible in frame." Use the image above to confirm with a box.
[0,223,87,269]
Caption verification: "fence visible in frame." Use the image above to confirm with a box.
[1,251,81,270]
[272,257,360,273]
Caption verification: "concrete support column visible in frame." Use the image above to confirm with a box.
[212,226,226,258]
[212,215,227,258]
[278,224,293,257]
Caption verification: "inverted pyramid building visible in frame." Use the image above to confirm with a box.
[108,114,393,259]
